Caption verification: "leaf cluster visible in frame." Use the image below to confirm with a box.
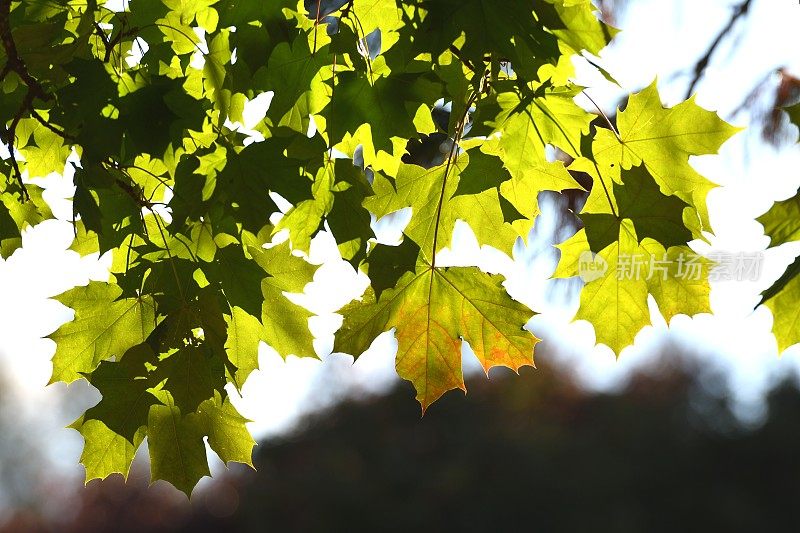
[0,0,741,494]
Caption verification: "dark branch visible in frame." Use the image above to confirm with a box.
[684,0,752,100]
[30,109,73,140]
[448,45,477,73]
[0,0,50,100]
[0,0,79,197]
[94,20,137,63]
[103,159,156,210]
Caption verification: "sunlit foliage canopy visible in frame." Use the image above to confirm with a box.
[3,0,791,496]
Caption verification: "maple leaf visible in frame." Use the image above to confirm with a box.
[17,119,71,179]
[491,84,594,160]
[366,151,520,257]
[2,0,742,496]
[640,241,713,322]
[574,221,650,354]
[198,393,256,467]
[758,189,800,247]
[556,222,712,353]
[351,0,403,37]
[533,0,619,56]
[225,306,267,389]
[49,283,158,383]
[251,242,319,358]
[415,0,560,79]
[592,80,740,231]
[69,343,160,482]
[83,344,161,443]
[70,418,145,482]
[580,164,692,252]
[255,35,330,133]
[147,393,211,497]
[335,262,538,410]
[760,256,800,352]
[0,185,52,258]
[326,72,441,153]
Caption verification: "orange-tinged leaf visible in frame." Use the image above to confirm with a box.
[335,263,538,411]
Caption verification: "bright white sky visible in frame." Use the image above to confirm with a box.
[0,0,799,496]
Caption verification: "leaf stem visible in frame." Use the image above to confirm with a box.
[582,89,621,142]
[581,90,620,218]
[430,90,479,269]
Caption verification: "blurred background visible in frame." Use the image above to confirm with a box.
[0,0,799,530]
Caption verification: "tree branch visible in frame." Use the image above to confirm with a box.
[684,0,752,99]
[93,20,136,63]
[448,45,477,73]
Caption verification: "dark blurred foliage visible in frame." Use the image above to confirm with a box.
[9,347,800,533]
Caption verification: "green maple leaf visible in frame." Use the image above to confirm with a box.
[206,245,268,318]
[147,393,211,497]
[533,0,618,56]
[552,228,592,279]
[580,165,692,252]
[274,164,335,252]
[363,239,420,300]
[156,10,201,56]
[453,146,512,196]
[250,241,318,293]
[416,0,560,79]
[250,242,319,358]
[326,160,375,264]
[260,283,317,358]
[757,189,800,352]
[69,417,145,482]
[326,72,441,153]
[490,84,593,159]
[225,306,267,389]
[0,186,52,258]
[215,133,323,232]
[494,152,581,239]
[335,262,538,410]
[197,393,256,467]
[592,80,741,231]
[366,151,520,257]
[156,344,226,415]
[761,256,800,352]
[49,282,158,383]
[351,0,403,36]
[556,224,712,352]
[255,35,330,133]
[145,282,227,352]
[83,344,161,443]
[758,189,800,247]
[70,344,159,482]
[203,29,232,111]
[17,118,71,178]
[574,220,650,354]
[640,240,713,322]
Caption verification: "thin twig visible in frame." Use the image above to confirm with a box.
[684,0,752,99]
[30,109,73,140]
[582,89,621,142]
[448,45,477,73]
[430,89,480,269]
[313,0,323,55]
[580,90,620,219]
